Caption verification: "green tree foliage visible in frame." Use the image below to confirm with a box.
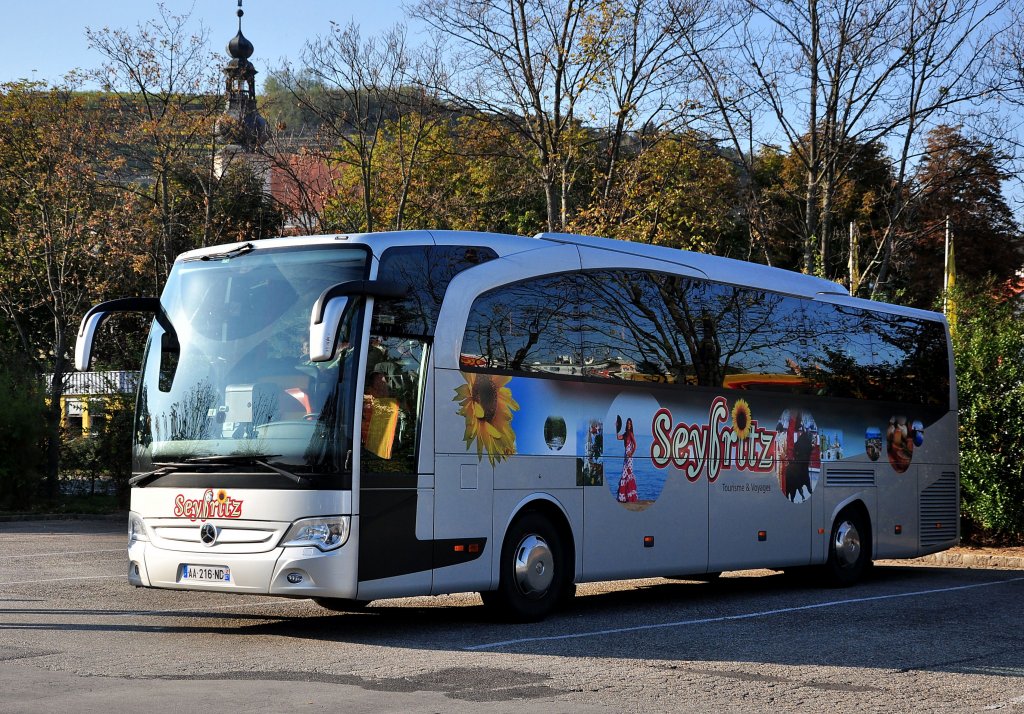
[759,137,896,290]
[906,126,1024,309]
[171,160,284,245]
[323,113,549,235]
[953,285,1024,537]
[571,131,744,254]
[0,345,44,510]
[0,81,141,498]
[262,74,325,135]
[60,393,134,506]
[450,120,549,235]
[101,399,136,503]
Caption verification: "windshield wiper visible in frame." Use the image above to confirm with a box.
[197,242,255,261]
[129,465,180,488]
[129,454,313,487]
[182,454,313,486]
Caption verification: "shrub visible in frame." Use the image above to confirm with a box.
[0,361,45,510]
[952,285,1024,539]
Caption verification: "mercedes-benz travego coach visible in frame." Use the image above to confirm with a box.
[76,230,958,621]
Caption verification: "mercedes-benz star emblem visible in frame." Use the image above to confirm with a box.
[200,523,218,546]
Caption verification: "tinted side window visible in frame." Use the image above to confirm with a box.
[800,303,884,400]
[703,284,810,391]
[579,270,811,390]
[462,268,949,409]
[461,274,581,375]
[801,302,949,408]
[375,245,497,337]
[869,311,949,408]
[578,270,701,384]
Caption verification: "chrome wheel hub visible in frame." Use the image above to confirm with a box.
[834,521,861,568]
[513,534,554,599]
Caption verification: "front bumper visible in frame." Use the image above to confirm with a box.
[128,530,360,599]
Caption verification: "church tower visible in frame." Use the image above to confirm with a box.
[215,0,271,186]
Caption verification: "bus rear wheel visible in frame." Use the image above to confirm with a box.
[824,508,871,587]
[482,511,570,622]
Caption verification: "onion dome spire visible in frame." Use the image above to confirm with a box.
[216,0,269,151]
[228,1,255,61]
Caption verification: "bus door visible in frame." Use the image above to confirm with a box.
[355,333,435,599]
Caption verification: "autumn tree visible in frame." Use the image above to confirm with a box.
[413,0,615,231]
[273,22,446,233]
[761,136,894,289]
[323,112,547,234]
[904,125,1023,308]
[423,116,548,233]
[0,82,141,497]
[86,4,222,287]
[571,131,744,253]
[680,0,1006,290]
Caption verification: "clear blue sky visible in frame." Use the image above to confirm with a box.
[0,0,408,86]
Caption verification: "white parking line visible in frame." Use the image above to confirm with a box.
[4,549,124,559]
[984,693,1024,710]
[466,576,1024,651]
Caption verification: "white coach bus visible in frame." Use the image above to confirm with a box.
[76,230,958,621]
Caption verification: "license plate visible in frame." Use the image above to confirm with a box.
[181,564,231,583]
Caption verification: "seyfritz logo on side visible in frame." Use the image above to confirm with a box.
[650,396,777,483]
[174,488,243,522]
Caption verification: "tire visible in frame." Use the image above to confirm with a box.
[823,508,871,587]
[313,597,369,612]
[481,511,571,622]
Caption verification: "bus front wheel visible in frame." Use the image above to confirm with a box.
[482,511,570,622]
[824,508,871,587]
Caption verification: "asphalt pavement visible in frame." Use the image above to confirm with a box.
[2,517,1023,713]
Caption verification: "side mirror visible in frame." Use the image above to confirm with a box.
[75,311,106,372]
[309,280,406,362]
[75,297,171,371]
[309,294,349,362]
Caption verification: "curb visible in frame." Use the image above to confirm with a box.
[908,552,1024,570]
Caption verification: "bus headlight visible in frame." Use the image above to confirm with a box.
[128,512,149,545]
[280,516,350,552]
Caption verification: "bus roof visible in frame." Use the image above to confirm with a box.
[175,229,945,323]
[532,231,850,298]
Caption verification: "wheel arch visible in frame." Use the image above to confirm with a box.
[828,497,874,560]
[494,493,578,589]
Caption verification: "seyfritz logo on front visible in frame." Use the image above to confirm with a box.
[174,488,243,522]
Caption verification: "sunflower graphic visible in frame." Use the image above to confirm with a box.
[216,489,228,504]
[731,399,753,440]
[453,373,520,466]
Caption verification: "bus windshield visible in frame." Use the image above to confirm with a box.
[133,246,368,487]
